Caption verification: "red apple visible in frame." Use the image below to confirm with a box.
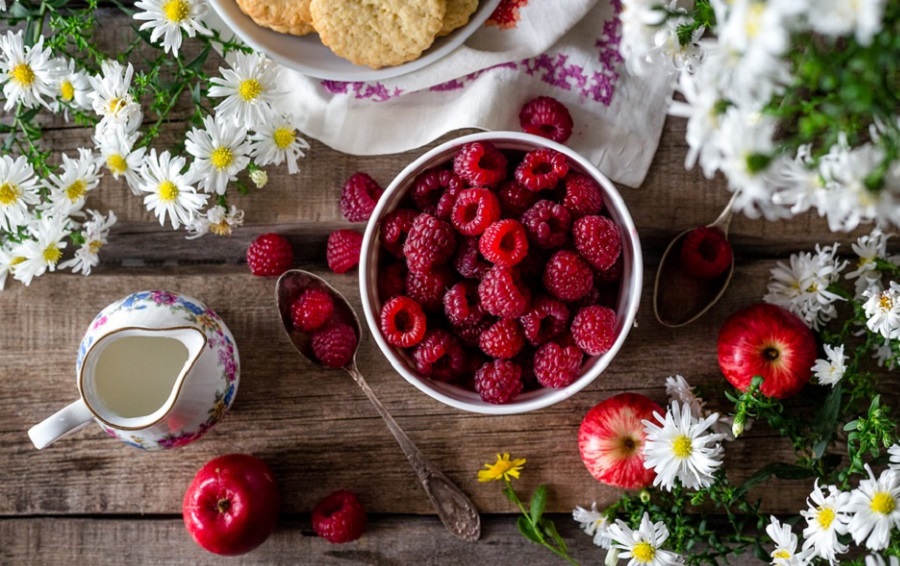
[183,454,280,556]
[578,393,663,489]
[717,303,817,399]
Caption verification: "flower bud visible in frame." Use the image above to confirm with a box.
[250,169,268,188]
[605,548,620,566]
[639,489,651,504]
[732,413,746,438]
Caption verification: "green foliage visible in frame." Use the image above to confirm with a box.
[500,480,579,565]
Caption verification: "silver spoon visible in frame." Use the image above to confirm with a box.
[653,191,738,327]
[276,269,481,542]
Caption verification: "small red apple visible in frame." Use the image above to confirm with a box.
[183,454,280,556]
[717,303,817,399]
[578,393,663,489]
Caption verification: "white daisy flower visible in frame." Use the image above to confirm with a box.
[846,229,892,298]
[43,148,101,217]
[847,465,900,551]
[866,555,900,566]
[88,61,142,128]
[665,374,738,440]
[818,140,886,232]
[208,52,281,129]
[717,0,788,57]
[642,401,725,491]
[249,113,309,174]
[703,38,791,108]
[185,205,244,239]
[95,131,146,194]
[806,0,885,45]
[60,210,117,275]
[573,502,613,549]
[811,344,847,388]
[763,245,847,331]
[768,144,827,217]
[136,149,208,230]
[51,57,92,116]
[133,0,211,57]
[617,0,668,75]
[667,67,724,176]
[862,282,900,340]
[800,480,850,564]
[766,516,815,565]
[11,215,70,286]
[606,513,683,566]
[872,339,899,369]
[0,155,41,232]
[646,7,705,73]
[0,244,18,290]
[0,31,59,111]
[185,114,251,195]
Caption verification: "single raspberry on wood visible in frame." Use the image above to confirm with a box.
[453,236,491,280]
[561,173,603,218]
[679,226,733,279]
[534,340,583,388]
[519,96,574,143]
[406,266,455,313]
[412,167,465,216]
[479,318,525,359]
[514,148,569,192]
[377,262,408,301]
[521,200,572,249]
[478,266,532,318]
[496,180,538,218]
[380,296,427,348]
[543,250,593,301]
[412,329,467,382]
[573,215,622,271]
[479,219,529,267]
[474,359,523,404]
[453,141,508,187]
[379,208,418,257]
[246,233,294,276]
[403,214,457,274]
[451,188,502,236]
[443,281,485,326]
[572,305,618,356]
[326,229,363,274]
[339,172,384,222]
[519,296,570,346]
[311,490,367,544]
[311,323,357,368]
[291,287,335,332]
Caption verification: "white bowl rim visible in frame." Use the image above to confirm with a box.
[359,131,643,415]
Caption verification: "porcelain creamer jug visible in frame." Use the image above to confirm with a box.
[28,290,240,450]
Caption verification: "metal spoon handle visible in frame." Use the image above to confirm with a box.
[345,364,481,542]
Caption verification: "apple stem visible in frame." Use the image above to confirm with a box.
[217,499,231,514]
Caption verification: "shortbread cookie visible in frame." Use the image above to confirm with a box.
[236,0,314,36]
[310,0,446,69]
[438,0,479,37]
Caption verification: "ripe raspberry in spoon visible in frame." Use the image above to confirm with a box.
[679,226,733,279]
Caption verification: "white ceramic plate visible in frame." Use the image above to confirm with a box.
[207,0,502,82]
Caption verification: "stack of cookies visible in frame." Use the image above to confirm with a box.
[235,0,480,69]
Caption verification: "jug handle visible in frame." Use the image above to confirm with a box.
[28,400,94,449]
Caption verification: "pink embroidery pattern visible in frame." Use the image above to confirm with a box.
[321,80,404,101]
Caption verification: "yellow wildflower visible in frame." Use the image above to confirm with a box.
[478,453,526,483]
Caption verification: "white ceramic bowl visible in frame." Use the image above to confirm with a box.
[206,0,502,81]
[360,132,643,415]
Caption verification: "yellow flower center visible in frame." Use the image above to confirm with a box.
[65,179,87,202]
[672,435,693,459]
[88,240,103,254]
[210,147,233,170]
[158,180,179,202]
[106,154,128,175]
[632,542,656,563]
[238,78,262,101]
[10,63,35,87]
[871,492,896,515]
[880,292,894,311]
[43,244,62,264]
[9,256,25,271]
[210,220,232,236]
[744,3,765,39]
[273,127,295,149]
[816,507,835,529]
[60,80,75,101]
[773,549,791,559]
[0,182,21,205]
[162,0,190,23]
[108,97,125,114]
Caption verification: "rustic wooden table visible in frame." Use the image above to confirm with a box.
[0,10,871,565]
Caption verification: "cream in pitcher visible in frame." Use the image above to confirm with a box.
[28,290,240,450]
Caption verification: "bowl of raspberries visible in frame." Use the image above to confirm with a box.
[359,131,642,414]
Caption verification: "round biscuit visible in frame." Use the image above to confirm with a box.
[235,0,315,36]
[438,0,479,37]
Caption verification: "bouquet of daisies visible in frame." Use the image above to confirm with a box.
[619,0,900,231]
[0,0,307,289]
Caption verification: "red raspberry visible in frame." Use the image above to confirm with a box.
[573,215,622,271]
[412,329,467,382]
[514,148,569,192]
[521,200,572,249]
[327,229,363,274]
[453,236,491,280]
[246,233,294,276]
[679,226,733,279]
[435,182,464,222]
[474,359,523,404]
[406,266,455,312]
[311,323,357,368]
[497,180,538,218]
[455,317,494,348]
[451,188,502,236]
[534,340,583,388]
[479,219,529,267]
[443,281,485,326]
[453,141,508,187]
[519,96,574,143]
[311,490,367,544]
[411,167,465,216]
[595,254,623,283]
[403,214,457,274]
[291,287,335,332]
[519,296,570,346]
[339,172,384,222]
[479,318,525,359]
[478,266,531,318]
[572,305,617,356]
[380,296,427,348]
[377,262,407,301]
[516,248,550,281]
[380,208,418,257]
[561,173,603,218]
[543,250,593,301]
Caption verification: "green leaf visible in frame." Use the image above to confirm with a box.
[529,485,547,525]
[516,516,542,545]
[812,381,842,459]
[539,518,567,553]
